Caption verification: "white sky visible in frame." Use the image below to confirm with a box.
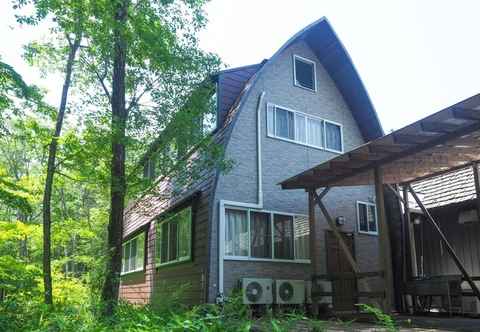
[2,0,480,132]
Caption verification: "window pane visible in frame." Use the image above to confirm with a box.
[225,209,248,256]
[267,105,274,136]
[178,208,192,260]
[368,205,377,233]
[294,216,310,260]
[358,203,368,232]
[169,222,178,261]
[130,238,137,271]
[250,212,272,258]
[307,118,323,147]
[275,107,294,140]
[136,233,145,270]
[274,214,294,259]
[156,223,162,265]
[161,223,169,263]
[294,57,315,90]
[295,114,306,143]
[122,243,128,272]
[325,122,342,151]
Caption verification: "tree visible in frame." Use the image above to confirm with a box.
[13,0,88,305]
[74,0,222,315]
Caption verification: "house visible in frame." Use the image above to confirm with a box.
[118,17,386,309]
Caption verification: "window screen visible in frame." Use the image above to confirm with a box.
[273,214,294,259]
[325,121,342,152]
[357,202,378,234]
[250,211,272,258]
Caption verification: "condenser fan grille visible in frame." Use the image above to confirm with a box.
[279,282,294,301]
[245,281,263,302]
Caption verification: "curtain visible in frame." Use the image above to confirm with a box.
[273,214,294,259]
[358,203,368,232]
[368,205,377,233]
[307,118,323,147]
[250,212,271,258]
[136,233,145,269]
[267,104,274,136]
[294,216,309,259]
[275,107,294,139]
[295,114,306,143]
[325,122,342,151]
[225,209,248,256]
[130,238,137,271]
[177,207,192,259]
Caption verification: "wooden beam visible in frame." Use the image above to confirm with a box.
[420,121,461,134]
[308,189,320,314]
[453,107,480,121]
[408,185,480,304]
[472,163,480,220]
[374,167,394,313]
[393,133,437,145]
[402,186,418,278]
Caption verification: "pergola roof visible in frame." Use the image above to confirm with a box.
[280,93,480,189]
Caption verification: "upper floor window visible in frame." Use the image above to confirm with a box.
[224,208,310,262]
[156,206,192,266]
[357,201,378,235]
[293,55,316,91]
[267,103,343,153]
[121,232,145,274]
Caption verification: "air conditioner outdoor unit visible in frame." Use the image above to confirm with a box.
[275,279,305,304]
[241,278,273,305]
[306,280,333,305]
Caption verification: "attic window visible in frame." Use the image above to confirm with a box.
[293,55,316,91]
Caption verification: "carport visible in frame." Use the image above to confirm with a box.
[280,93,480,314]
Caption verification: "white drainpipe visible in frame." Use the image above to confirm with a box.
[218,91,265,297]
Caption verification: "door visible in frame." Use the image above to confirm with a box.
[326,231,357,312]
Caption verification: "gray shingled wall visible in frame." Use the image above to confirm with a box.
[208,40,383,301]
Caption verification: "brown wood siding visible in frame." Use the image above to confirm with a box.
[414,201,480,277]
[152,190,211,307]
[119,222,155,304]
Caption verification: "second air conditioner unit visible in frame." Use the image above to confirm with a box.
[307,280,333,305]
[275,279,305,304]
[241,278,273,305]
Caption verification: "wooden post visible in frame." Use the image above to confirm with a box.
[308,189,319,315]
[402,186,418,278]
[374,167,394,313]
[472,163,480,219]
[408,185,480,303]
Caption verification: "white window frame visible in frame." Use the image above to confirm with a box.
[267,103,344,153]
[356,201,378,236]
[223,207,311,264]
[156,206,192,267]
[293,54,317,92]
[121,232,145,275]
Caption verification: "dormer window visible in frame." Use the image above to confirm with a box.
[293,55,316,91]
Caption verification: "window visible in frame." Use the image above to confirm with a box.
[267,103,343,153]
[293,55,316,91]
[121,232,145,274]
[325,121,343,152]
[224,208,309,261]
[357,202,378,235]
[156,206,192,266]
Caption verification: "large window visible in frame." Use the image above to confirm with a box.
[293,55,316,91]
[156,206,192,266]
[357,201,378,235]
[224,208,310,262]
[121,232,145,274]
[267,104,343,152]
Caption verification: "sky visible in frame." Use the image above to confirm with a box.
[1,0,480,132]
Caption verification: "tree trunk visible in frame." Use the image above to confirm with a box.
[42,36,81,305]
[101,0,129,317]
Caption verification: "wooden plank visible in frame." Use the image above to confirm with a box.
[421,121,462,134]
[375,167,394,313]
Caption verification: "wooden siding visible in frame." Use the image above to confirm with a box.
[414,201,480,277]
[151,190,212,306]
